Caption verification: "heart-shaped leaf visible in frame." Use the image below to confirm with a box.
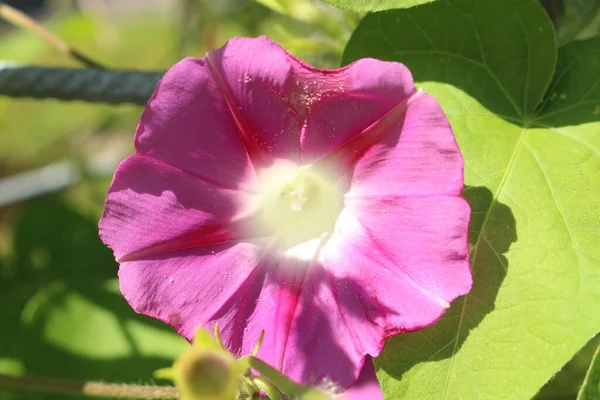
[343,0,600,398]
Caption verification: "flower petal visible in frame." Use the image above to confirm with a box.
[343,357,384,400]
[325,91,464,197]
[277,264,383,387]
[117,242,264,340]
[121,248,379,388]
[101,160,383,387]
[195,255,383,388]
[299,59,414,162]
[206,37,302,162]
[205,37,415,164]
[135,57,255,190]
[99,155,255,262]
[215,257,308,371]
[320,208,468,335]
[345,195,472,304]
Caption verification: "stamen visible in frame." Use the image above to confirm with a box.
[255,160,344,254]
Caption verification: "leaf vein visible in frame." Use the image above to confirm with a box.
[441,126,526,399]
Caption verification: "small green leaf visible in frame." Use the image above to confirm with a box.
[344,0,600,399]
[578,345,600,400]
[192,328,222,352]
[321,0,437,12]
[154,367,176,381]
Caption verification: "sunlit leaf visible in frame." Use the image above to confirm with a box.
[321,0,436,12]
[343,0,600,398]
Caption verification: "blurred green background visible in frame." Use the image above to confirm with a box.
[0,0,597,398]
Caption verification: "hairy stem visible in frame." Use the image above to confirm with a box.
[0,3,105,68]
[0,374,179,399]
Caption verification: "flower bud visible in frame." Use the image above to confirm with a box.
[173,348,241,400]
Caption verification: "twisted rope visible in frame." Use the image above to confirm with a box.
[0,63,165,105]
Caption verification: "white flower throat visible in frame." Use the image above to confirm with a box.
[257,160,343,252]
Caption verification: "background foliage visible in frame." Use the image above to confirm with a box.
[0,0,598,399]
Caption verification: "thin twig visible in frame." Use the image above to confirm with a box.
[0,374,179,399]
[0,3,105,68]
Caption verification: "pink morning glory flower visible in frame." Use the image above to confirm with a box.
[99,36,471,391]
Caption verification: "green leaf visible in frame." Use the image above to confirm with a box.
[321,0,437,12]
[578,345,600,400]
[255,0,288,14]
[1,199,188,384]
[191,328,222,352]
[343,0,600,399]
[23,280,187,364]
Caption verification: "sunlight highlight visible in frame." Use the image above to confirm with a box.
[256,159,344,255]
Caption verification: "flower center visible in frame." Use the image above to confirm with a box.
[257,160,343,252]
